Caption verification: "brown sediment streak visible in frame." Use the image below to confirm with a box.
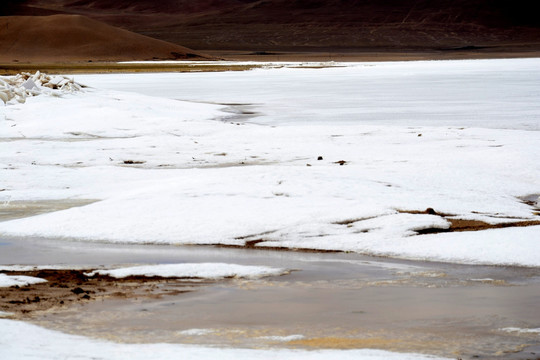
[214,243,342,253]
[398,209,540,235]
[224,208,540,252]
[446,218,540,232]
[287,336,444,351]
[0,269,211,318]
[288,336,404,349]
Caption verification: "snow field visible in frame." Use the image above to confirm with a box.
[1,59,539,266]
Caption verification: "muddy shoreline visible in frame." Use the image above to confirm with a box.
[1,235,540,359]
[0,269,215,319]
[2,49,540,75]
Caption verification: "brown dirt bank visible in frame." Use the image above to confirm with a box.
[205,48,540,62]
[3,48,540,75]
[0,269,212,318]
[0,15,212,63]
[0,62,258,75]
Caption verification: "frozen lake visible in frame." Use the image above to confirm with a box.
[2,58,539,265]
[1,58,540,359]
[78,59,540,130]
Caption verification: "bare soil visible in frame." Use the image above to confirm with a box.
[3,1,540,65]
[399,208,540,234]
[0,269,212,318]
[7,0,540,52]
[0,15,212,63]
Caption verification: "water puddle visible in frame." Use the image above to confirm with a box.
[0,237,534,359]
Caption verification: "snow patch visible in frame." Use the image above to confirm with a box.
[258,334,306,342]
[85,263,290,279]
[0,273,47,288]
[501,327,540,335]
[178,328,216,336]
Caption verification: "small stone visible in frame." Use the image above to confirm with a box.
[317,156,323,160]
[71,287,85,295]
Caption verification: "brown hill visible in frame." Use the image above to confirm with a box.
[4,0,540,53]
[0,14,211,62]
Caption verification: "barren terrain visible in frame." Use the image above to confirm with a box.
[4,0,540,55]
[0,15,211,63]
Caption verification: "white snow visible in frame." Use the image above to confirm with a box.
[1,58,539,266]
[0,273,47,287]
[178,328,216,336]
[501,327,540,335]
[0,319,451,360]
[85,263,289,279]
[258,334,306,342]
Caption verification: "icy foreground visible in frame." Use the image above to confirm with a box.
[1,59,539,266]
[0,319,450,360]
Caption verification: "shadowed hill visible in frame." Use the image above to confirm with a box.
[0,14,212,62]
[4,0,540,52]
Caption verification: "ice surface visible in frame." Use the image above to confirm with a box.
[0,71,82,104]
[0,273,47,288]
[79,58,540,130]
[1,59,539,266]
[85,263,289,279]
[0,319,451,360]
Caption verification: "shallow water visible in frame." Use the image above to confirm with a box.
[2,234,539,359]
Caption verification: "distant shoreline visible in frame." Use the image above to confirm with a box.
[2,49,540,75]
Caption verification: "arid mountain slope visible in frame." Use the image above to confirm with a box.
[4,0,540,51]
[0,14,211,62]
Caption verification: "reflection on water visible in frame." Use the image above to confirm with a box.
[11,239,536,360]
